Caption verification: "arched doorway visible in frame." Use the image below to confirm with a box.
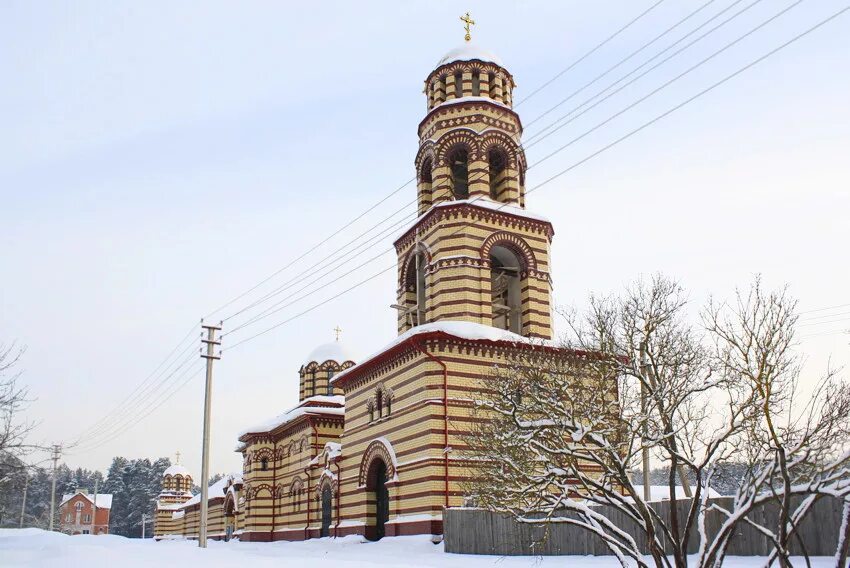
[320,486,332,537]
[366,458,390,540]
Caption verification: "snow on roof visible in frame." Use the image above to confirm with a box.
[395,198,550,244]
[333,321,554,386]
[239,395,345,438]
[163,464,191,477]
[435,197,550,223]
[630,485,723,502]
[60,492,113,509]
[431,95,511,112]
[306,341,356,364]
[179,473,241,509]
[437,43,503,67]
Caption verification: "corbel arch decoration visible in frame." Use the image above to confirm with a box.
[480,232,537,276]
[435,131,480,167]
[358,439,397,487]
[252,448,274,463]
[249,483,274,499]
[315,470,338,498]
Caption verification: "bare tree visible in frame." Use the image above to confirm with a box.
[463,275,850,568]
[0,343,39,478]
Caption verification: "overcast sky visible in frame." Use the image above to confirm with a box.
[2,0,848,478]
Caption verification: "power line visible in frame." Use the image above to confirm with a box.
[218,0,770,334]
[220,0,825,346]
[65,323,198,447]
[208,0,673,324]
[799,302,850,315]
[515,0,668,106]
[70,349,202,452]
[524,0,722,130]
[524,0,762,146]
[72,360,206,453]
[523,0,785,153]
[223,4,849,353]
[203,177,415,321]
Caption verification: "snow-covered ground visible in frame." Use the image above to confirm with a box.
[0,528,835,567]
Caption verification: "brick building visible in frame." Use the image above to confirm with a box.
[155,26,602,543]
[59,490,113,535]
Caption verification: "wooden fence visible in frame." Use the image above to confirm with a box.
[444,497,846,557]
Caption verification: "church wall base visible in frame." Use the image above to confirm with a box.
[240,519,443,543]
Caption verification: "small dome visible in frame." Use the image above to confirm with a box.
[306,341,356,364]
[437,43,503,67]
[163,464,191,477]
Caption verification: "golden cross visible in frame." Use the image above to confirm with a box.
[175,451,181,464]
[334,325,342,341]
[460,12,475,42]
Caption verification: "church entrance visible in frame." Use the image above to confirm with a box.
[370,460,390,540]
[320,486,332,537]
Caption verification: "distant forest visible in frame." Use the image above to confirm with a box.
[0,453,224,538]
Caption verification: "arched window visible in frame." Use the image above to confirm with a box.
[488,72,497,98]
[260,458,268,471]
[75,502,83,512]
[419,156,433,209]
[367,399,375,423]
[405,251,427,326]
[454,71,463,98]
[472,70,480,96]
[449,148,469,200]
[488,148,508,200]
[376,389,384,418]
[490,246,523,334]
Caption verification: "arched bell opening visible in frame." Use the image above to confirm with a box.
[488,148,508,201]
[418,156,433,212]
[404,250,427,326]
[449,148,470,200]
[490,245,523,334]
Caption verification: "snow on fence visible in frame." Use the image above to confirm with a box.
[444,497,845,557]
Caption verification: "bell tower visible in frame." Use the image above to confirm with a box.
[393,34,555,340]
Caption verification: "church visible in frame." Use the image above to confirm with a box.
[155,21,592,542]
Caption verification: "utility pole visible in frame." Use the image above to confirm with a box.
[48,444,61,531]
[198,320,221,548]
[141,513,148,539]
[19,469,28,528]
[639,343,652,504]
[91,476,99,535]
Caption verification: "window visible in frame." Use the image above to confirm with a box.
[488,148,507,200]
[419,156,433,210]
[75,502,83,512]
[454,71,463,98]
[449,148,469,200]
[488,72,497,98]
[376,389,383,418]
[490,245,523,334]
[472,70,480,96]
[405,251,428,326]
[260,458,268,471]
[83,514,91,523]
[82,529,90,535]
[367,400,375,423]
[65,513,71,522]
[326,370,335,395]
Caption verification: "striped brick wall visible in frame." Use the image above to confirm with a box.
[395,202,554,339]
